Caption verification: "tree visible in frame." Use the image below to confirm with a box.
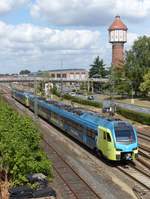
[89,56,106,78]
[0,98,52,187]
[19,69,31,75]
[140,69,150,95]
[124,36,150,96]
[110,67,130,97]
[37,81,45,96]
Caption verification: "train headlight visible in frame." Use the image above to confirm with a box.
[116,150,121,160]
[116,151,121,155]
[134,149,138,154]
[132,147,138,154]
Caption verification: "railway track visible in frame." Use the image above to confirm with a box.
[139,148,150,159]
[42,137,101,199]
[140,144,150,153]
[117,165,150,194]
[132,160,150,177]
[137,126,150,137]
[42,128,150,199]
[42,134,150,199]
[1,87,150,199]
[138,143,150,169]
[0,89,102,199]
[138,133,150,142]
[7,98,102,198]
[116,129,150,198]
[138,156,150,172]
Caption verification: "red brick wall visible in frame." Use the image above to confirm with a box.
[112,43,124,68]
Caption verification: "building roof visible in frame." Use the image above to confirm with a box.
[47,68,87,73]
[109,16,127,31]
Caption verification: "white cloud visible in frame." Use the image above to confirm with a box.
[0,21,103,73]
[30,0,113,26]
[30,0,150,26]
[0,0,29,14]
[0,21,100,51]
[126,32,139,48]
[0,21,143,73]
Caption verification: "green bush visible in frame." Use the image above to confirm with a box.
[0,98,53,187]
[51,87,61,97]
[63,94,102,108]
[52,90,150,125]
[117,107,150,125]
[67,94,150,125]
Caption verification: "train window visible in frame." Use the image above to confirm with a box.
[114,126,136,143]
[107,133,111,142]
[65,119,83,132]
[41,106,49,114]
[87,129,95,139]
[103,132,106,140]
[87,130,92,137]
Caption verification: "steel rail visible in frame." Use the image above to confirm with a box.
[42,137,102,199]
[139,144,150,153]
[137,156,150,170]
[2,88,101,199]
[117,165,150,191]
[138,134,150,142]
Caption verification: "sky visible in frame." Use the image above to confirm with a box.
[0,0,149,74]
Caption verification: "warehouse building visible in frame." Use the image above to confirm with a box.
[47,68,88,80]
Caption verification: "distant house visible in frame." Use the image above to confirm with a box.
[42,68,88,81]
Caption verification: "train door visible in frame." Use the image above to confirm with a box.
[105,132,114,159]
[96,127,106,155]
[97,127,115,160]
[101,131,106,155]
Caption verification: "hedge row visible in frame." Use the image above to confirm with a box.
[52,90,150,125]
[117,106,150,125]
[0,97,53,187]
[65,95,150,125]
[63,94,102,108]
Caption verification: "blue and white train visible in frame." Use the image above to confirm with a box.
[12,89,138,161]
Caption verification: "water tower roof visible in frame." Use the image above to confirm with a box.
[109,16,127,31]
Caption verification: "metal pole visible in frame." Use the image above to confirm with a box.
[87,79,90,93]
[110,68,114,117]
[91,79,94,94]
[131,85,134,104]
[34,74,38,118]
[60,59,63,97]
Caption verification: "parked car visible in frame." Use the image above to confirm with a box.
[87,95,94,100]
[69,92,76,96]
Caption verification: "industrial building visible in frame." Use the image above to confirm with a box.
[46,68,88,80]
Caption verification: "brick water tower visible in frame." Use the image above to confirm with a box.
[108,16,128,68]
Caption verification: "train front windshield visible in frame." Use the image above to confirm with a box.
[114,123,136,144]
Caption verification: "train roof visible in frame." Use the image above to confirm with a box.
[14,90,131,132]
[80,112,124,129]
[37,98,126,131]
[44,98,123,126]
[35,99,97,130]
